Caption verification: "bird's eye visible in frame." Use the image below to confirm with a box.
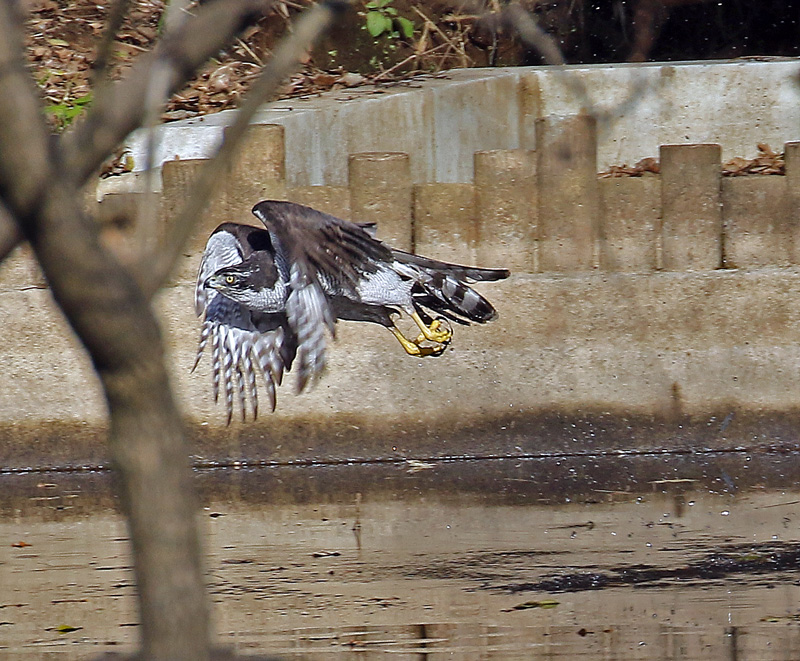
[225,274,236,285]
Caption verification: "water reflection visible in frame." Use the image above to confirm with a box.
[2,453,800,659]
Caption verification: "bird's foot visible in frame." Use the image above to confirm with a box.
[411,314,453,344]
[414,319,452,345]
[390,325,448,357]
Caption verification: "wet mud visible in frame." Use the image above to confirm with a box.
[2,451,800,659]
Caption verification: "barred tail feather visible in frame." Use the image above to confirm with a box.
[421,272,499,323]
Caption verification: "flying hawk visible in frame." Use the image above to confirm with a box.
[194,200,509,422]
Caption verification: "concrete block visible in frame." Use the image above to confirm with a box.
[474,150,536,272]
[532,60,800,172]
[348,152,413,251]
[287,186,351,220]
[162,159,216,251]
[785,142,800,265]
[536,115,599,272]
[220,123,287,219]
[255,105,326,187]
[123,61,800,189]
[722,176,789,269]
[599,177,659,272]
[660,143,722,271]
[413,183,477,265]
[429,72,521,183]
[518,72,542,150]
[341,92,433,185]
[96,192,151,268]
[160,159,226,286]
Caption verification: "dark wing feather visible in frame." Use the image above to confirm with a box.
[252,200,391,294]
[391,248,510,283]
[251,200,393,391]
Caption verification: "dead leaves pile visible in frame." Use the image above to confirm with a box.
[721,143,785,176]
[23,0,378,127]
[600,145,786,178]
[25,0,163,128]
[599,157,660,178]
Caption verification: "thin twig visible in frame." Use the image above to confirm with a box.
[139,0,348,298]
[411,4,469,62]
[372,43,449,82]
[236,36,265,66]
[90,0,133,87]
[501,2,654,122]
[61,0,276,186]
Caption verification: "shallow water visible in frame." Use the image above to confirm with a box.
[2,453,800,659]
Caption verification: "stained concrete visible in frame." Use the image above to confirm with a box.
[5,61,800,469]
[4,263,800,469]
[118,60,800,189]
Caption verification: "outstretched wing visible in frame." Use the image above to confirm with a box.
[194,222,296,423]
[251,200,392,391]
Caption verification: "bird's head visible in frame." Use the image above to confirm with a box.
[205,262,258,301]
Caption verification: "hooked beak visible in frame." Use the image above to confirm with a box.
[205,274,223,290]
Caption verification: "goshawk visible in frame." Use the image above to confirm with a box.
[194,200,509,422]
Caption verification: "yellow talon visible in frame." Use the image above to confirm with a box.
[410,312,452,344]
[389,325,447,357]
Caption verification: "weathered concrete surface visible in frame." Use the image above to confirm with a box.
[722,176,792,269]
[4,254,800,469]
[413,183,476,264]
[536,115,599,271]
[661,144,722,271]
[348,152,413,251]
[119,60,800,188]
[474,149,536,271]
[599,177,660,272]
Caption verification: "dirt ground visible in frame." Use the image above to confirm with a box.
[23,0,491,131]
[24,0,800,134]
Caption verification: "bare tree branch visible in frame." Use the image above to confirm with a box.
[0,200,21,264]
[500,2,654,123]
[61,0,275,186]
[1,2,352,656]
[502,3,566,65]
[139,0,348,297]
[0,3,209,657]
[89,0,134,86]
[0,0,276,266]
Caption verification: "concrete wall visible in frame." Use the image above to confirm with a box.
[3,61,800,470]
[119,59,800,187]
